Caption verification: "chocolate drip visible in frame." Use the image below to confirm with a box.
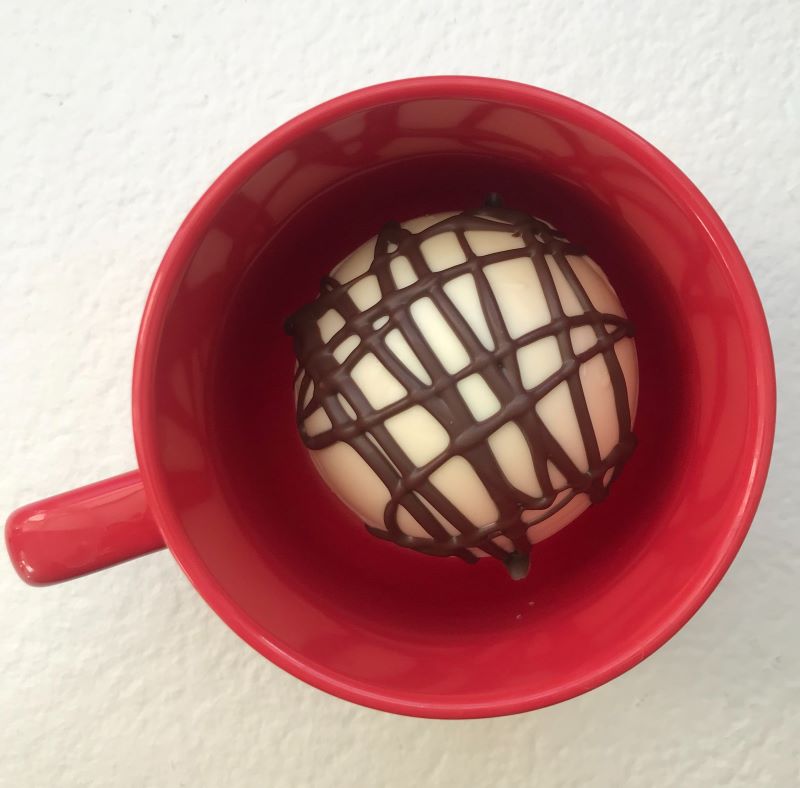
[286,197,636,578]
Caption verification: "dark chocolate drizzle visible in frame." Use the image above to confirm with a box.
[286,197,636,578]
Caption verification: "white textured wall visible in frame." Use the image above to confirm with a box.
[1,1,798,785]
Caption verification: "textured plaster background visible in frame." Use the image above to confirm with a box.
[1,1,798,786]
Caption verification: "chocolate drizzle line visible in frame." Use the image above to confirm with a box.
[286,197,636,579]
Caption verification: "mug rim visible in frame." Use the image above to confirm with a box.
[132,76,776,718]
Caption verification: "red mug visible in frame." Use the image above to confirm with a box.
[6,77,775,718]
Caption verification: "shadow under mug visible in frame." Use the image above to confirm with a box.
[6,77,775,718]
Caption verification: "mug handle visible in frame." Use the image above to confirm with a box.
[5,471,165,586]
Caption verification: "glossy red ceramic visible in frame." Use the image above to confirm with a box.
[6,78,775,718]
[6,472,161,584]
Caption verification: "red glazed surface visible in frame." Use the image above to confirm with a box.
[6,472,162,585]
[8,78,776,718]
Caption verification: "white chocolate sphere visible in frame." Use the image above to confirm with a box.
[290,209,638,566]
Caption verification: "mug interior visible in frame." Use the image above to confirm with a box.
[137,82,773,716]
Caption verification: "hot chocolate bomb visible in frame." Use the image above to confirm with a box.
[286,198,638,579]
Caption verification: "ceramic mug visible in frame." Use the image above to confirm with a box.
[6,77,775,718]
